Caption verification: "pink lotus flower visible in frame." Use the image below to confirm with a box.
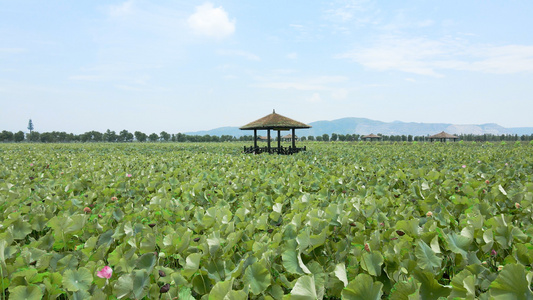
[462,165,466,168]
[111,196,118,201]
[477,160,481,163]
[491,249,497,256]
[97,266,113,279]
[426,211,433,217]
[126,173,132,178]
[30,163,34,167]
[515,202,521,209]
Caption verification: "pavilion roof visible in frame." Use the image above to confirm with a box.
[362,133,382,139]
[240,110,311,130]
[428,131,459,139]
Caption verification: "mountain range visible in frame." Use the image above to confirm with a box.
[186,117,533,137]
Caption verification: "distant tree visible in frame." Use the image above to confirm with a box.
[28,119,34,135]
[0,130,14,142]
[300,136,307,141]
[308,136,315,141]
[29,131,41,142]
[134,131,147,142]
[103,129,118,142]
[119,130,133,142]
[160,131,170,142]
[316,136,323,141]
[14,131,25,142]
[331,133,338,142]
[148,133,159,142]
[322,134,329,142]
[408,135,413,142]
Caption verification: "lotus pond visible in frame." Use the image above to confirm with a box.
[0,142,532,299]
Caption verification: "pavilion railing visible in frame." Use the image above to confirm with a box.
[243,146,306,155]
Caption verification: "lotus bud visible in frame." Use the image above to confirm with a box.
[426,211,433,217]
[515,202,521,209]
[497,265,504,271]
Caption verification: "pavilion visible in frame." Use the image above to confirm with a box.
[428,131,459,142]
[240,110,311,154]
[361,133,382,142]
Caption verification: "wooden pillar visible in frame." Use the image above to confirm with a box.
[267,129,271,152]
[277,130,281,154]
[292,128,296,149]
[253,129,257,148]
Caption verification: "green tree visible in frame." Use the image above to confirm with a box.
[0,130,14,142]
[331,133,338,141]
[14,131,25,142]
[322,134,329,142]
[103,129,118,142]
[134,131,147,142]
[160,131,170,142]
[28,119,34,134]
[148,133,159,142]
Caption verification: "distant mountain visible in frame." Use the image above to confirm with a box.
[186,117,533,137]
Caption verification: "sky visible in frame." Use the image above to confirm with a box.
[1,0,533,134]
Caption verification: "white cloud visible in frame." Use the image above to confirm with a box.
[217,49,260,61]
[108,1,134,17]
[308,93,322,103]
[188,3,235,39]
[286,52,298,59]
[0,48,26,54]
[338,35,533,76]
[254,76,348,91]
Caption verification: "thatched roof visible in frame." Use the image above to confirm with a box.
[240,110,311,130]
[428,131,458,139]
[362,133,382,139]
[282,134,298,139]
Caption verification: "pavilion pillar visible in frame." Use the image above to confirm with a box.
[253,129,257,148]
[277,130,281,154]
[292,128,296,149]
[267,130,271,152]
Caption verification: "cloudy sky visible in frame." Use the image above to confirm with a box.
[1,0,533,134]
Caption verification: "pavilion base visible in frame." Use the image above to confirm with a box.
[243,146,307,155]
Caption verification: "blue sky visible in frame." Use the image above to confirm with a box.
[1,0,533,134]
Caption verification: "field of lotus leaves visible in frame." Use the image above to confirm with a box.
[0,142,532,299]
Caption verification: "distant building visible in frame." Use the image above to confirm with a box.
[428,131,459,142]
[361,133,382,141]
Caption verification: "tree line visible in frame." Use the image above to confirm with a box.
[1,129,532,143]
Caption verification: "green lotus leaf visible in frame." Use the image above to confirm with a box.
[178,286,195,300]
[8,285,43,300]
[96,229,114,248]
[449,269,476,299]
[62,267,93,292]
[445,232,472,258]
[209,278,233,300]
[192,273,212,295]
[244,260,271,295]
[113,273,133,299]
[489,264,533,299]
[136,252,156,272]
[415,240,442,271]
[72,289,91,300]
[389,278,420,300]
[183,253,203,278]
[10,218,32,240]
[361,251,384,277]
[287,275,317,300]
[412,270,451,299]
[133,269,151,299]
[342,273,383,300]
[282,249,310,275]
[334,263,348,287]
